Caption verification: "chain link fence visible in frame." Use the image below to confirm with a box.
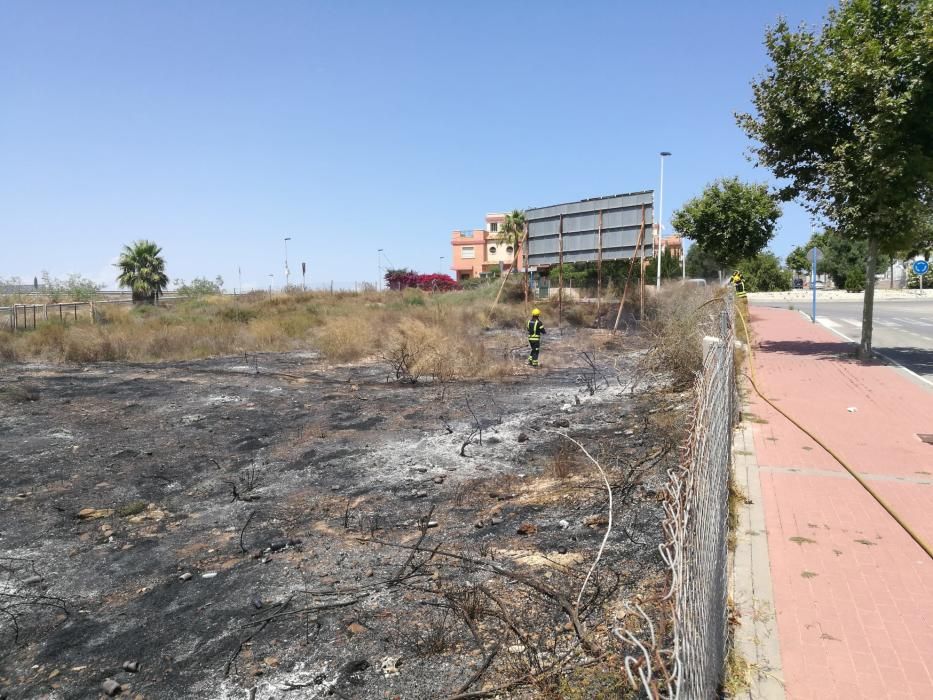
[618,294,738,699]
[662,294,736,698]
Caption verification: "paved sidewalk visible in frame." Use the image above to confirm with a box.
[740,307,933,699]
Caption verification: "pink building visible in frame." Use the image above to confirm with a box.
[450,213,522,281]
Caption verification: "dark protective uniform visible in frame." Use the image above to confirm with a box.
[527,318,545,366]
[730,271,747,298]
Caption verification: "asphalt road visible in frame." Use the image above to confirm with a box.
[750,297,933,386]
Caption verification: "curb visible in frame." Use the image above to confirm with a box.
[729,422,785,699]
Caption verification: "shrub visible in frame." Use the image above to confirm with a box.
[0,332,16,362]
[644,285,721,388]
[64,327,127,363]
[383,320,445,382]
[218,305,258,323]
[384,269,460,292]
[314,316,376,363]
[562,302,597,327]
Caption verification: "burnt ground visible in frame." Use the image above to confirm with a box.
[0,329,686,700]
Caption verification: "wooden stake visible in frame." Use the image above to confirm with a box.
[612,205,647,332]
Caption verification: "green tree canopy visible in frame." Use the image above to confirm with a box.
[737,252,793,292]
[643,248,682,281]
[785,247,809,275]
[737,0,933,358]
[116,240,169,304]
[684,242,725,279]
[671,177,782,270]
[175,276,224,297]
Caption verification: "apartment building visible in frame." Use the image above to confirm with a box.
[450,213,520,281]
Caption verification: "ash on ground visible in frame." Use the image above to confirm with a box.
[0,329,687,699]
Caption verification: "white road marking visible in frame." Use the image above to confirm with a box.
[841,319,862,328]
[816,318,933,390]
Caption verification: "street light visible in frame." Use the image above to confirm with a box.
[268,273,274,298]
[377,248,383,291]
[439,256,445,273]
[284,237,292,290]
[657,151,672,292]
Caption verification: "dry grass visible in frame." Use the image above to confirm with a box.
[727,477,751,552]
[643,285,726,388]
[549,442,579,479]
[0,287,564,380]
[722,639,753,697]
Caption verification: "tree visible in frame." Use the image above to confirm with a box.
[684,242,724,279]
[785,247,810,275]
[671,177,782,270]
[116,240,169,304]
[175,276,224,297]
[822,234,891,292]
[737,0,933,359]
[644,248,683,281]
[497,210,526,270]
[493,209,526,305]
[737,252,793,292]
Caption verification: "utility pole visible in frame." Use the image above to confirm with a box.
[268,273,274,298]
[656,151,671,291]
[284,237,292,290]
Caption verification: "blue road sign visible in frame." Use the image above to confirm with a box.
[913,260,929,275]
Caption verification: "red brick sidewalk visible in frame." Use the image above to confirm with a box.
[745,307,933,699]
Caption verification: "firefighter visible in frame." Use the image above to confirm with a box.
[527,308,545,367]
[730,270,747,299]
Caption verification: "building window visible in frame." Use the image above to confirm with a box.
[459,230,473,238]
[461,246,475,259]
[489,222,498,233]
[488,246,497,254]
[506,246,513,254]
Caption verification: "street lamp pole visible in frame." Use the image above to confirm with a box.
[284,237,292,290]
[657,151,671,292]
[439,256,445,273]
[377,248,383,291]
[268,274,274,298]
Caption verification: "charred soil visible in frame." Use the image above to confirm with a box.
[0,328,685,699]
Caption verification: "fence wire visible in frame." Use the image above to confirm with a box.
[620,295,737,698]
[664,295,736,698]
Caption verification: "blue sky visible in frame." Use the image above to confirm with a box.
[1,0,829,290]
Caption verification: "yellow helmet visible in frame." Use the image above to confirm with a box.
[532,308,541,316]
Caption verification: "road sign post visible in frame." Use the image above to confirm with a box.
[807,247,824,323]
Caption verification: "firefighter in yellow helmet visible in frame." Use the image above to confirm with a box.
[527,308,546,367]
[730,270,747,299]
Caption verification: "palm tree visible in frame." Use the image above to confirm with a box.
[493,210,527,306]
[116,240,169,304]
[497,210,526,272]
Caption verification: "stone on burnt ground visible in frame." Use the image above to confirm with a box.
[178,573,192,581]
[552,418,570,428]
[122,661,139,673]
[517,432,529,443]
[101,679,122,696]
[516,523,538,535]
